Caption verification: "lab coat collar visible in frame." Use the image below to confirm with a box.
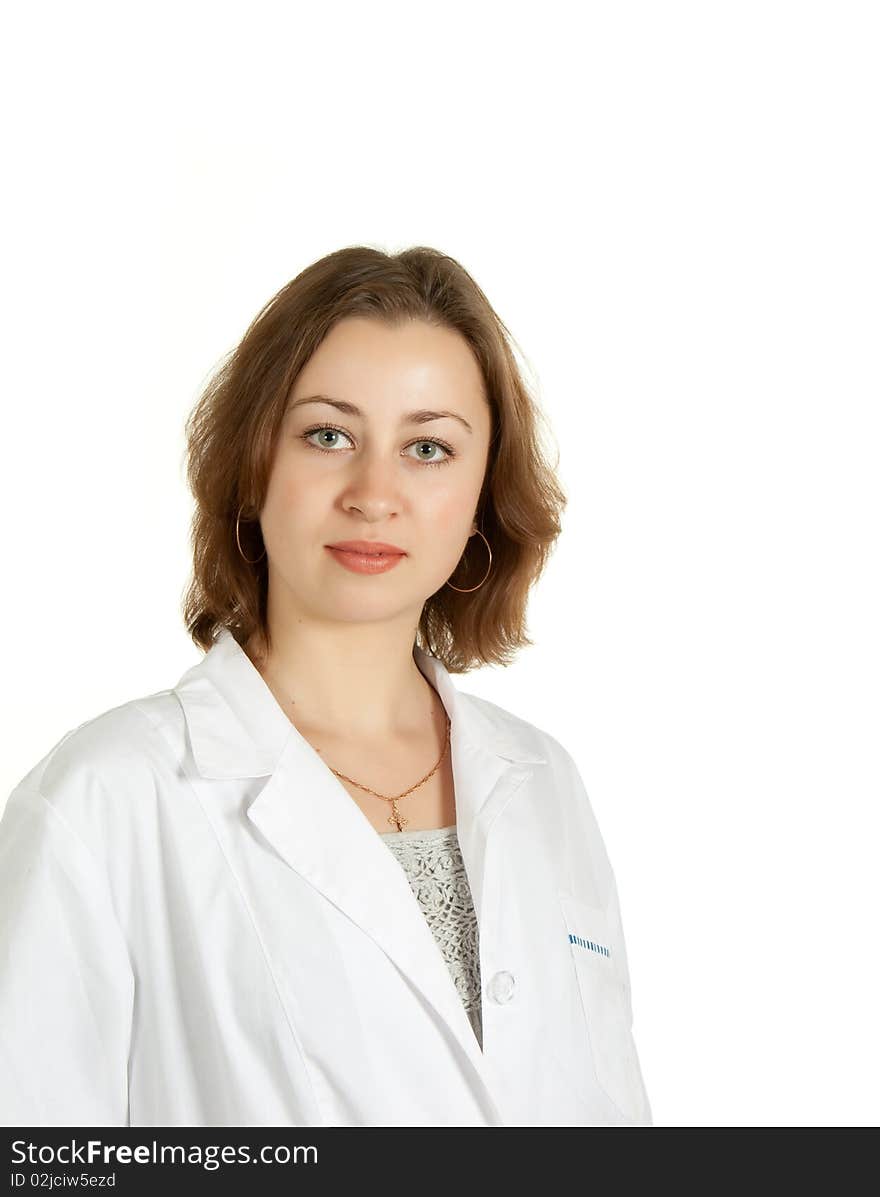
[173,626,547,781]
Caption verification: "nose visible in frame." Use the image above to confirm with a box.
[340,449,404,520]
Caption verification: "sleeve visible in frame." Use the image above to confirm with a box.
[604,865,654,1126]
[556,739,655,1126]
[0,781,135,1127]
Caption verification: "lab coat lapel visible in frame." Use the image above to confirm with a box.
[173,629,546,1094]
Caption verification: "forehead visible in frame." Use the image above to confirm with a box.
[289,317,489,417]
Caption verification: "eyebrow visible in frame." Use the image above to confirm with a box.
[287,394,473,435]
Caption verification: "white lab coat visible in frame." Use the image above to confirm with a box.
[0,629,652,1128]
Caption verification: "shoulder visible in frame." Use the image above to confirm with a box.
[461,687,611,861]
[460,688,583,777]
[9,688,188,828]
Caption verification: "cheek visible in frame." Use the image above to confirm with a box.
[425,464,484,524]
[259,464,316,541]
[428,486,477,528]
[265,453,318,508]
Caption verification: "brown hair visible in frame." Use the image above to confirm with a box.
[181,245,567,673]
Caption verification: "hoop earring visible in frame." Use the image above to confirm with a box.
[236,503,266,564]
[446,527,492,593]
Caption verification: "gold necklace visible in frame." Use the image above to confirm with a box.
[329,713,451,831]
[261,661,451,831]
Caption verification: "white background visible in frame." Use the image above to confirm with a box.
[2,1,878,1127]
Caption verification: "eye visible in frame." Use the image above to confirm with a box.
[405,439,454,467]
[301,426,456,468]
[302,426,354,451]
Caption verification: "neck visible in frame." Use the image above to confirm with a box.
[245,622,438,741]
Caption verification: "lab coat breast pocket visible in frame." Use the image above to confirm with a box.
[557,890,643,1123]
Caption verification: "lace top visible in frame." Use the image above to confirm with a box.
[379,824,483,1051]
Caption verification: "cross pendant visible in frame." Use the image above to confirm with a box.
[388,800,407,832]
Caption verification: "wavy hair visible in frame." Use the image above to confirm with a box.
[181,245,567,673]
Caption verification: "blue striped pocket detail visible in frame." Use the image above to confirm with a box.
[568,931,611,958]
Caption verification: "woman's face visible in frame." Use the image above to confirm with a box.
[258,316,493,629]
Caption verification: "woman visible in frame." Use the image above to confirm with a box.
[0,245,652,1127]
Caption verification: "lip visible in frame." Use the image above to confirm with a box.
[326,540,407,556]
[325,545,406,575]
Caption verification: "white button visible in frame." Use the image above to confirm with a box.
[487,970,516,1004]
